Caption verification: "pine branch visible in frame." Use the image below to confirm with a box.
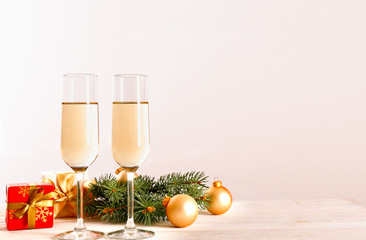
[134,192,166,225]
[134,175,155,193]
[84,171,210,225]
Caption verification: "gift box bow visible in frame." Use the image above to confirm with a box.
[7,184,57,229]
[42,172,77,218]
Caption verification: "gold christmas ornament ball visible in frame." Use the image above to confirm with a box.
[83,179,97,198]
[205,180,232,215]
[115,167,139,183]
[83,179,97,189]
[166,194,199,228]
[72,179,96,199]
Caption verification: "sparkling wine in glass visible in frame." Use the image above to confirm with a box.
[107,74,154,239]
[56,74,104,240]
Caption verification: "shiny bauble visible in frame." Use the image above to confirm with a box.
[115,167,139,183]
[83,179,96,198]
[205,180,232,215]
[72,179,96,199]
[166,194,199,228]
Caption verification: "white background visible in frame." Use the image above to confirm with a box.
[1,0,366,203]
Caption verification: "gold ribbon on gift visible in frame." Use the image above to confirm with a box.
[7,184,57,229]
[42,173,77,218]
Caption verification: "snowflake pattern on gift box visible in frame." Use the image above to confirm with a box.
[8,209,16,220]
[18,186,29,197]
[36,207,53,222]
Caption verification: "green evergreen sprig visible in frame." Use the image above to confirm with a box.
[84,171,209,225]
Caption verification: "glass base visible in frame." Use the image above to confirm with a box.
[55,229,105,240]
[107,229,154,240]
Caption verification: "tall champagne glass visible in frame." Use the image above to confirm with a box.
[107,74,154,239]
[57,74,104,240]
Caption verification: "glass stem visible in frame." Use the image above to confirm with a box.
[125,172,136,232]
[75,171,86,231]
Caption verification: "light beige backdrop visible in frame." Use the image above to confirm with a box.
[1,0,366,203]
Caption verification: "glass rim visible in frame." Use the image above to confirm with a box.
[63,73,98,78]
[114,74,148,78]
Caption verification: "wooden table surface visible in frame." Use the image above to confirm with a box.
[1,199,366,240]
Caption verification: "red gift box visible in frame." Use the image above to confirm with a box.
[6,183,56,230]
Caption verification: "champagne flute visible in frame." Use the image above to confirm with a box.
[107,74,154,239]
[57,74,104,240]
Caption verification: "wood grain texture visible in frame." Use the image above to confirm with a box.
[1,199,366,240]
